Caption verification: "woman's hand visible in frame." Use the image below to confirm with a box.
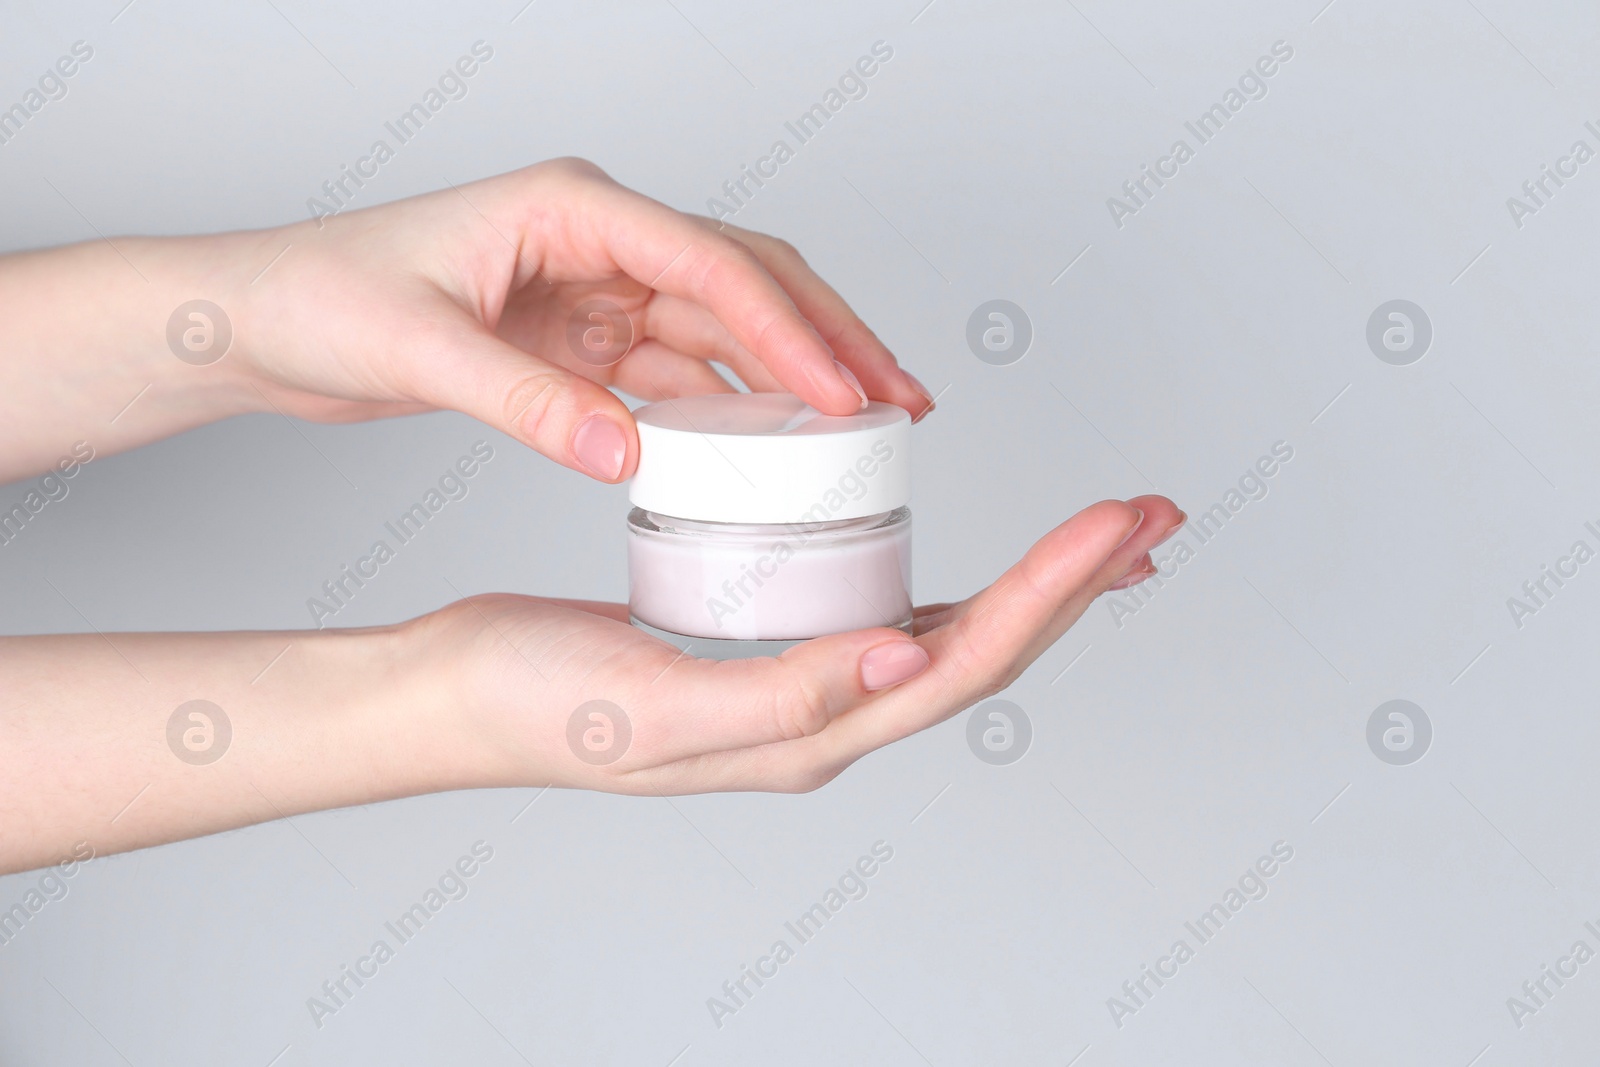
[0,158,933,484]
[437,496,1179,794]
[231,157,936,482]
[0,495,1176,874]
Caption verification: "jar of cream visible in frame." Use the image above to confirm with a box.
[627,393,912,656]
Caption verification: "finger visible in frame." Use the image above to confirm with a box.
[941,496,1181,667]
[615,626,930,767]
[915,496,1182,647]
[908,505,1184,639]
[640,293,786,392]
[713,221,937,422]
[397,304,638,482]
[787,498,1168,762]
[609,339,737,402]
[571,174,868,415]
[612,500,1156,793]
[621,498,1183,794]
[512,596,633,623]
[1021,497,1185,629]
[616,741,833,796]
[911,601,961,635]
[1108,553,1155,590]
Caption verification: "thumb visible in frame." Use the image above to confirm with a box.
[406,314,638,482]
[622,626,932,767]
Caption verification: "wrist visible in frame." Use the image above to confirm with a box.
[132,229,285,416]
[296,616,501,802]
[392,598,563,791]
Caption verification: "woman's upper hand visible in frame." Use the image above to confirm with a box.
[426,496,1181,795]
[233,158,937,482]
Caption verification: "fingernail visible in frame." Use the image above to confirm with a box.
[1155,512,1187,548]
[834,360,869,410]
[903,370,936,423]
[1108,558,1156,590]
[573,415,626,480]
[1115,507,1146,550]
[860,641,930,691]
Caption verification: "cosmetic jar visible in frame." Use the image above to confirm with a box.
[627,393,911,655]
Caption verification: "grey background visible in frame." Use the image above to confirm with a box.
[1,0,1596,1063]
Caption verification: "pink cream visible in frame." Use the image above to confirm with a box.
[627,508,912,641]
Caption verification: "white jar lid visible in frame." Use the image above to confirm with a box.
[628,393,911,524]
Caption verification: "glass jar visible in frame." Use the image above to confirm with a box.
[626,393,912,657]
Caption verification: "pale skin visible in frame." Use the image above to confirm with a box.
[0,158,1180,876]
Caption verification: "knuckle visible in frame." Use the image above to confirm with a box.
[748,311,792,360]
[819,317,875,357]
[712,330,754,366]
[1014,545,1064,603]
[501,372,563,436]
[538,155,608,182]
[767,236,805,264]
[692,239,762,297]
[947,627,1012,703]
[775,759,840,794]
[770,672,833,742]
[970,669,1012,703]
